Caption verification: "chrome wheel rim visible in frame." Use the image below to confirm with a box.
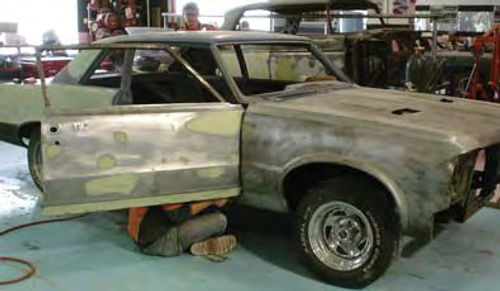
[308,201,373,271]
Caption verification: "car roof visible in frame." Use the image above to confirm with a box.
[96,31,311,45]
[225,0,380,14]
[221,0,381,30]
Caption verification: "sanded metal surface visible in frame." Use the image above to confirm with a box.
[42,103,242,214]
[240,87,500,237]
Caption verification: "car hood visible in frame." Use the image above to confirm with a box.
[256,86,500,153]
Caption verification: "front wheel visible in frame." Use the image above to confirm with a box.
[27,130,43,191]
[296,177,400,288]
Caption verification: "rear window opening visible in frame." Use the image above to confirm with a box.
[218,43,343,96]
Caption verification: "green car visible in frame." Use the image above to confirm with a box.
[0,31,499,288]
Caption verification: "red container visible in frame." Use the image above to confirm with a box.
[0,67,21,80]
[20,56,72,79]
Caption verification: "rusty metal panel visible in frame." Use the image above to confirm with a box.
[41,103,242,215]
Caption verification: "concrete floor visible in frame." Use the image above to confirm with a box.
[1,141,500,291]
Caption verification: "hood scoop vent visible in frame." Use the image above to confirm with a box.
[391,108,420,115]
[440,98,454,103]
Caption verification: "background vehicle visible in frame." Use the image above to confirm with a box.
[0,45,72,82]
[222,0,425,89]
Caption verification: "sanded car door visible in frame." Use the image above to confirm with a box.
[41,103,242,216]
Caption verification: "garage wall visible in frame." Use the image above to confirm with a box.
[417,0,498,5]
[0,0,78,45]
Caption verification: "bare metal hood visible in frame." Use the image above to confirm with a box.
[259,86,500,153]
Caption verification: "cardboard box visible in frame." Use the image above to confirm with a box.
[0,22,17,33]
[1,33,26,46]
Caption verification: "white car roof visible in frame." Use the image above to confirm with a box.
[98,30,310,45]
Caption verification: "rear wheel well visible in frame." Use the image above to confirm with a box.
[18,122,40,146]
[283,163,397,213]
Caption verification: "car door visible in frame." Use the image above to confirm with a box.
[41,103,243,216]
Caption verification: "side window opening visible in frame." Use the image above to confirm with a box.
[84,49,126,89]
[81,46,234,105]
[179,47,237,103]
[237,9,273,32]
[219,44,336,96]
[130,46,235,104]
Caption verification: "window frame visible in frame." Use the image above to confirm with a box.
[79,48,121,86]
[230,7,383,35]
[45,43,227,104]
[213,41,352,101]
[130,44,239,104]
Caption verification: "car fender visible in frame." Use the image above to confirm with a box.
[279,153,409,230]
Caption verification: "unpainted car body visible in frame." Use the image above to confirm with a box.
[0,31,498,287]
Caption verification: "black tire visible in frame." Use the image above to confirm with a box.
[296,176,400,288]
[27,129,43,191]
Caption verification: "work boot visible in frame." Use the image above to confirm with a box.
[190,235,237,257]
[178,212,228,251]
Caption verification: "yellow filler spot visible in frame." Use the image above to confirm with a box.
[197,167,225,179]
[46,145,62,159]
[114,131,128,143]
[186,111,241,136]
[85,174,139,196]
[97,154,116,169]
[274,58,296,80]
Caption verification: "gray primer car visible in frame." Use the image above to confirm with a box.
[0,31,499,287]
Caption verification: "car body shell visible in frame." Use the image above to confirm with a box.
[0,31,498,240]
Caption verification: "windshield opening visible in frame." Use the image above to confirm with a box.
[218,43,346,96]
[235,7,380,35]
